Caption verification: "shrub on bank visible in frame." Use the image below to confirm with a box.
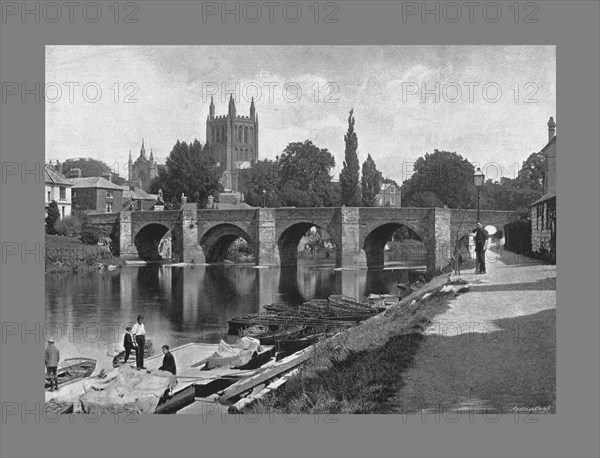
[80,221,100,245]
[45,235,122,274]
[55,215,82,238]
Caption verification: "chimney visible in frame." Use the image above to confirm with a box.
[181,193,187,205]
[68,168,82,179]
[547,117,556,143]
[207,195,214,209]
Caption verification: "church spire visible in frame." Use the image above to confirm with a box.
[128,150,132,163]
[150,148,154,162]
[250,97,255,120]
[140,139,146,158]
[209,96,215,119]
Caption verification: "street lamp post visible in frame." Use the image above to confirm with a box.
[473,167,485,222]
[262,189,266,208]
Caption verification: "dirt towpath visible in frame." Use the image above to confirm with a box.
[392,244,556,415]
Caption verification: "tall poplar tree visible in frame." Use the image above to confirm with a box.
[340,109,362,206]
[361,154,382,207]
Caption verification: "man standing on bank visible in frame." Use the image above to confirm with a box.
[45,339,60,391]
[122,326,137,364]
[132,315,146,370]
[473,222,489,274]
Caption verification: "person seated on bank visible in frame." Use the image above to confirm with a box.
[157,345,177,375]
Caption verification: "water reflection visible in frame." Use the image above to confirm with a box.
[45,261,423,366]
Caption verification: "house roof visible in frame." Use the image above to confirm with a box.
[379,182,397,192]
[44,167,71,186]
[214,201,255,210]
[70,176,124,190]
[530,191,556,207]
[540,135,556,154]
[120,187,156,201]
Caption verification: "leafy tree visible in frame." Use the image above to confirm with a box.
[515,152,545,192]
[339,109,362,206]
[239,159,282,207]
[278,140,339,207]
[401,150,475,208]
[361,154,382,207]
[45,201,60,235]
[158,139,223,208]
[61,158,125,184]
[478,152,545,212]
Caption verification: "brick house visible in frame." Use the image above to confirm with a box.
[45,166,72,220]
[530,117,556,260]
[376,182,401,207]
[71,176,124,213]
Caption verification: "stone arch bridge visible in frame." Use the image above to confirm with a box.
[89,205,524,270]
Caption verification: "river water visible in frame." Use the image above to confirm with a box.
[45,259,423,372]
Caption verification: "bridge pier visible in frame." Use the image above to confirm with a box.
[337,207,367,268]
[427,208,452,271]
[181,204,205,264]
[119,212,136,260]
[256,208,280,266]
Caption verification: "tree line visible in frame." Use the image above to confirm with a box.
[51,108,544,213]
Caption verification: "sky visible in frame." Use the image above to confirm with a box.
[46,45,555,184]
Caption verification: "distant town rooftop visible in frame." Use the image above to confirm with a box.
[44,166,71,186]
[70,176,124,190]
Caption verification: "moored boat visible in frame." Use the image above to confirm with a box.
[45,357,96,390]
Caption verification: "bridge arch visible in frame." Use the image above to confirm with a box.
[362,222,426,270]
[200,223,255,264]
[134,223,172,261]
[277,222,336,267]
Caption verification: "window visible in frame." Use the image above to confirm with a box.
[238,126,242,142]
[390,186,395,194]
[59,187,66,200]
[244,126,248,143]
[106,202,112,212]
[391,197,396,205]
[47,190,51,202]
[106,190,113,198]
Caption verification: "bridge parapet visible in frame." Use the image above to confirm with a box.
[88,207,524,269]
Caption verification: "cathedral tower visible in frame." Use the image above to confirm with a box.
[205,95,259,192]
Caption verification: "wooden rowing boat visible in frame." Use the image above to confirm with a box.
[45,357,96,390]
[254,325,307,346]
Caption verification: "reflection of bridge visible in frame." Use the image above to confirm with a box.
[89,205,524,270]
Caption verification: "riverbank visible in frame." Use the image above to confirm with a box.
[246,272,462,414]
[247,244,555,415]
[45,235,123,275]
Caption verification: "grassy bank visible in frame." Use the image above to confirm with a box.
[246,274,462,414]
[45,235,123,275]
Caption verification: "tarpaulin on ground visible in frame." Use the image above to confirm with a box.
[204,337,263,370]
[79,364,177,414]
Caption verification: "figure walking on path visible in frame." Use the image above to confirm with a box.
[132,315,146,370]
[473,222,489,274]
[45,339,60,391]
